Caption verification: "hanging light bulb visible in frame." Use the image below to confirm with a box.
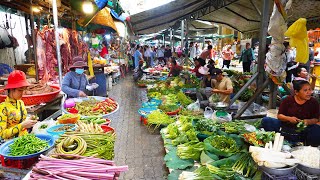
[82,1,94,14]
[32,6,42,13]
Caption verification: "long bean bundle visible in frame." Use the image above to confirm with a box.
[9,134,49,156]
[57,132,115,160]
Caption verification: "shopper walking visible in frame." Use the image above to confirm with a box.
[156,45,165,65]
[284,42,298,83]
[144,45,152,67]
[239,43,255,72]
[134,45,143,69]
[222,45,234,69]
[199,45,214,62]
[164,45,172,65]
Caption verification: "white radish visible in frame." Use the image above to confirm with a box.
[265,143,269,149]
[264,161,287,168]
[277,136,284,152]
[273,133,281,151]
[257,161,264,166]
[249,146,292,158]
[269,141,273,150]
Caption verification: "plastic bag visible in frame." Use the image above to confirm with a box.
[212,111,232,123]
[284,18,309,63]
[208,94,220,103]
[31,119,57,134]
[204,107,213,119]
[187,100,200,111]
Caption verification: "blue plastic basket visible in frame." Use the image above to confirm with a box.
[138,107,158,117]
[46,124,76,137]
[0,63,13,76]
[150,98,162,105]
[0,134,54,160]
[142,101,159,108]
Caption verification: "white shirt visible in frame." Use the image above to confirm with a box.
[156,49,165,58]
[285,49,296,63]
[190,46,196,59]
[144,48,152,57]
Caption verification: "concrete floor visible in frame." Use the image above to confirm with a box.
[108,76,168,180]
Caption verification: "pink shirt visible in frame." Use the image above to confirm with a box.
[222,49,234,60]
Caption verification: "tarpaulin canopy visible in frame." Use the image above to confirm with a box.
[129,0,320,37]
[128,0,208,35]
[78,7,118,32]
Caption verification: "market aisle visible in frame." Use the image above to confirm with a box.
[108,77,168,180]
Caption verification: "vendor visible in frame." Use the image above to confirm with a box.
[62,57,89,98]
[0,70,37,139]
[168,57,183,77]
[262,80,320,146]
[100,41,109,59]
[293,66,316,89]
[190,58,206,78]
[211,69,233,104]
[196,65,215,105]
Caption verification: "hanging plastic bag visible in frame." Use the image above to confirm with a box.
[208,93,220,103]
[284,18,309,63]
[212,111,232,123]
[31,119,57,134]
[187,99,200,111]
[204,107,213,119]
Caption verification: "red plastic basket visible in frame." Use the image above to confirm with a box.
[166,108,181,116]
[140,116,148,125]
[0,155,39,169]
[0,85,60,106]
[100,125,115,134]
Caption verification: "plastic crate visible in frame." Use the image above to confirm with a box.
[294,167,320,180]
[0,155,38,169]
[262,171,297,180]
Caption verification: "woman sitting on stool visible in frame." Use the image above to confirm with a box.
[262,80,320,146]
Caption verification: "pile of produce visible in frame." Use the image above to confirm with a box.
[0,83,56,95]
[146,110,175,131]
[291,146,320,168]
[195,119,219,136]
[30,155,128,180]
[243,131,275,147]
[80,116,107,124]
[57,131,115,160]
[70,97,118,116]
[159,104,180,113]
[9,134,49,156]
[250,133,298,168]
[176,91,193,106]
[53,124,74,132]
[56,136,87,159]
[76,121,105,133]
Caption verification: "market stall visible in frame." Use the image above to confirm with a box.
[134,70,320,179]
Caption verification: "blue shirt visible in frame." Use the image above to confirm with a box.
[134,50,142,68]
[62,71,88,98]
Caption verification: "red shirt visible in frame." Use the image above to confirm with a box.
[200,49,214,60]
[100,47,108,57]
[168,64,183,77]
[191,65,202,78]
[278,96,319,127]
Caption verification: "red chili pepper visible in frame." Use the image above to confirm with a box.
[68,107,78,114]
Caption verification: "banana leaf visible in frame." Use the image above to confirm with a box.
[209,153,241,168]
[167,166,197,180]
[204,134,243,157]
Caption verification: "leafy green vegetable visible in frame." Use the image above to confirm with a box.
[177,141,204,161]
[222,121,247,134]
[176,91,193,106]
[186,129,198,141]
[195,119,219,135]
[165,124,179,139]
[159,104,179,112]
[172,133,189,146]
[296,121,307,132]
[206,164,235,179]
[164,148,194,170]
[204,135,240,157]
[181,123,193,132]
[146,110,175,131]
[232,152,257,178]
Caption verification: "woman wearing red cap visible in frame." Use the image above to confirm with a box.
[62,57,89,98]
[0,70,38,139]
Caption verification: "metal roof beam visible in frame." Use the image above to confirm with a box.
[225,7,260,22]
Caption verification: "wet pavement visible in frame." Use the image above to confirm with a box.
[108,76,168,180]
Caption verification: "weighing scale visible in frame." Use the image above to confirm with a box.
[213,102,229,117]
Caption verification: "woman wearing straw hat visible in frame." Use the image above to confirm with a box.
[62,56,89,98]
[0,70,38,139]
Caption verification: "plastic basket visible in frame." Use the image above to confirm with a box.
[0,85,60,106]
[0,155,38,169]
[150,98,162,105]
[166,108,181,116]
[100,125,115,134]
[138,107,158,117]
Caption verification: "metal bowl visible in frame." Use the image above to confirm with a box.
[291,146,320,175]
[259,164,297,176]
[213,102,228,108]
[297,164,320,175]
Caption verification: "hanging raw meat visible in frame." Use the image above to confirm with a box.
[36,32,47,80]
